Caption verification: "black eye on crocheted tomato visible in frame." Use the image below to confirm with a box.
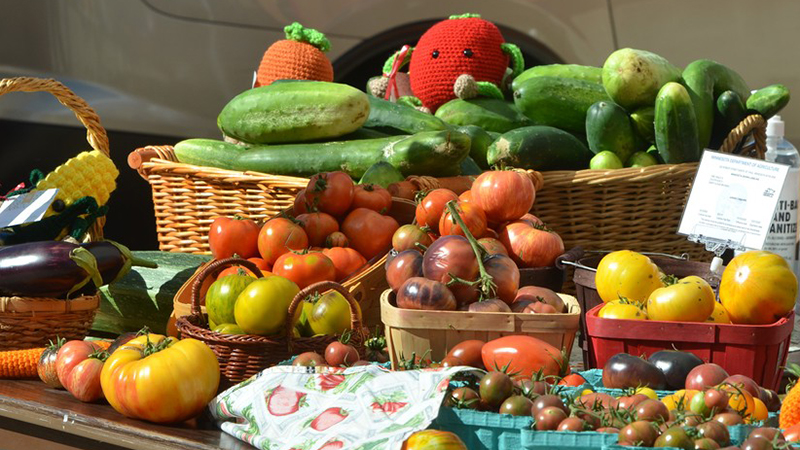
[52,199,66,212]
[431,50,439,59]
[463,49,473,58]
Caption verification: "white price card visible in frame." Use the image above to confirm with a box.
[678,151,789,250]
[0,189,59,228]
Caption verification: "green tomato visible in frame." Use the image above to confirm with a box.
[308,291,361,336]
[590,151,623,169]
[234,276,300,335]
[626,151,658,167]
[294,299,315,337]
[206,273,254,326]
[212,323,246,334]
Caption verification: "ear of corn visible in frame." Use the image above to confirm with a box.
[0,347,45,379]
[35,150,118,217]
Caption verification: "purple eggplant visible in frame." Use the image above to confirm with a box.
[0,241,103,298]
[80,240,157,285]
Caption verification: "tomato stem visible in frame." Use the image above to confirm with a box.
[444,201,496,300]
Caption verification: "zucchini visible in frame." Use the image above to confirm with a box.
[457,125,495,169]
[217,81,369,144]
[233,130,470,178]
[174,139,247,170]
[710,90,747,148]
[747,84,790,119]
[364,95,450,134]
[585,101,640,163]
[487,126,593,171]
[630,106,656,144]
[513,76,610,134]
[655,82,700,164]
[435,98,533,133]
[602,48,682,110]
[359,161,405,188]
[511,64,602,91]
[681,59,750,148]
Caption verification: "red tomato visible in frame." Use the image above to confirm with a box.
[558,373,587,387]
[341,208,399,260]
[499,220,565,268]
[56,340,102,389]
[67,355,106,402]
[296,212,339,248]
[415,189,458,234]
[208,216,260,259]
[478,237,508,256]
[471,171,535,223]
[273,251,336,289]
[481,335,565,379]
[482,228,500,240]
[322,247,368,281]
[257,217,309,265]
[439,202,487,239]
[217,266,271,279]
[519,213,543,225]
[324,231,349,248]
[351,184,392,213]
[305,171,355,217]
[294,189,310,215]
[458,190,473,204]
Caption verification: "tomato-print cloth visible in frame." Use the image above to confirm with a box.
[208,364,466,450]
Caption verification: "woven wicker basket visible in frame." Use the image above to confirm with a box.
[176,257,366,384]
[0,77,110,349]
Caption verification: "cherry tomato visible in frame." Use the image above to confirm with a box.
[322,247,368,281]
[305,171,355,217]
[415,189,458,234]
[296,212,339,248]
[341,208,399,260]
[257,217,309,265]
[685,363,729,390]
[208,216,260,259]
[470,170,535,223]
[499,395,533,416]
[618,421,659,447]
[351,184,392,213]
[273,251,336,289]
[479,371,514,408]
[439,202,487,239]
[293,352,326,367]
[535,406,568,431]
[324,231,349,248]
[325,341,360,367]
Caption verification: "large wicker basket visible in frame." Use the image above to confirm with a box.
[0,77,109,349]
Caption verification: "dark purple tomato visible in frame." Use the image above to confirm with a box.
[534,406,568,431]
[482,254,519,304]
[694,437,721,449]
[478,237,508,257]
[557,417,587,432]
[723,374,761,398]
[396,277,456,310]
[479,371,514,408]
[748,428,785,444]
[440,356,463,368]
[386,250,423,292]
[517,379,548,398]
[685,364,729,391]
[531,394,568,417]
[513,286,565,312]
[635,399,670,422]
[713,412,744,426]
[467,298,512,312]
[704,388,730,412]
[603,353,668,390]
[444,387,480,409]
[696,420,730,446]
[655,426,693,449]
[499,395,533,416]
[648,350,704,390]
[739,436,774,450]
[446,340,485,369]
[618,421,660,447]
[107,332,139,354]
[759,388,781,412]
[422,235,478,291]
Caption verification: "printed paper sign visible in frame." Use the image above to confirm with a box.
[0,189,58,228]
[678,151,789,250]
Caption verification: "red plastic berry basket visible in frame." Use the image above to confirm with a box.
[584,303,794,391]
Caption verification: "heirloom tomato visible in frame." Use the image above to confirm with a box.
[38,338,64,389]
[67,351,106,402]
[477,237,508,256]
[341,208,399,260]
[324,231,349,248]
[415,189,458,233]
[498,220,564,268]
[720,250,798,324]
[402,430,467,450]
[293,188,310,215]
[208,216,260,260]
[308,290,361,336]
[216,258,272,279]
[56,340,103,389]
[646,275,715,322]
[235,276,300,335]
[595,250,663,303]
[351,184,392,213]
[396,277,457,311]
[706,301,731,323]
[481,335,564,379]
[482,254,519,304]
[100,334,219,423]
[439,202,487,239]
[296,212,339,248]
[206,272,255,326]
[392,225,433,253]
[322,247,368,281]
[598,299,647,320]
[257,217,309,265]
[385,250,424,292]
[273,251,336,290]
[470,170,535,223]
[305,171,355,217]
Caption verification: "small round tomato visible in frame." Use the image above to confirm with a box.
[558,373,586,387]
[322,247,368,281]
[235,276,300,335]
[257,217,309,265]
[439,202,487,239]
[305,171,355,217]
[483,254,519,304]
[324,231,349,248]
[415,189,458,234]
[385,250,424,292]
[341,208,399,261]
[498,220,564,268]
[308,290,362,335]
[38,338,64,389]
[647,275,715,322]
[597,299,647,320]
[720,250,798,324]
[208,216,260,260]
[471,170,535,223]
[392,224,433,253]
[296,212,339,248]
[273,251,336,289]
[351,184,392,213]
[595,250,664,303]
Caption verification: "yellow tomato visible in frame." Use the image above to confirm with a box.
[598,299,648,320]
[720,250,798,324]
[662,389,698,411]
[706,301,732,323]
[580,388,594,397]
[234,276,300,335]
[308,290,362,336]
[646,276,715,322]
[596,250,664,303]
[722,385,756,419]
[749,397,769,423]
[635,387,658,400]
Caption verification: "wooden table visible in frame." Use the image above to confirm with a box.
[0,380,256,450]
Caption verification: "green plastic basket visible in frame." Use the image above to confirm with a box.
[431,408,531,450]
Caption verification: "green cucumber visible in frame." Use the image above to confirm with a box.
[655,82,700,164]
[233,130,470,178]
[513,76,610,134]
[487,131,502,140]
[602,48,682,110]
[487,126,593,171]
[174,139,248,170]
[710,90,747,148]
[217,81,369,144]
[747,84,790,119]
[511,64,602,91]
[364,95,450,134]
[359,161,405,188]
[630,106,656,144]
[681,59,750,148]
[459,156,483,176]
[457,125,495,169]
[339,128,391,140]
[435,98,532,133]
[585,101,640,163]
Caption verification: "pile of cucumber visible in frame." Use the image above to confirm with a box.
[175,49,790,178]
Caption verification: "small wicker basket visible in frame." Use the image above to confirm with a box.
[176,257,367,384]
[0,77,110,349]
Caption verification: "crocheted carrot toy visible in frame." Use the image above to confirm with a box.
[255,22,334,87]
[369,13,524,112]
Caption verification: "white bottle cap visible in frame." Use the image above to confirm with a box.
[767,115,785,138]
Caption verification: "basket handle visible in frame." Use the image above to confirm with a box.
[190,257,264,325]
[555,246,584,270]
[718,114,767,160]
[284,281,364,341]
[0,77,109,157]
[128,146,179,178]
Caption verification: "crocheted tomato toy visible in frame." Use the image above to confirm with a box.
[370,14,523,112]
[254,22,333,87]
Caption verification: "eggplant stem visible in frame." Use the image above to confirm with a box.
[444,201,496,300]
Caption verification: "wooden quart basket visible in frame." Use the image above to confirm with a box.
[0,77,110,349]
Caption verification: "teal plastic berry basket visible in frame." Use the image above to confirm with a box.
[431,408,531,450]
